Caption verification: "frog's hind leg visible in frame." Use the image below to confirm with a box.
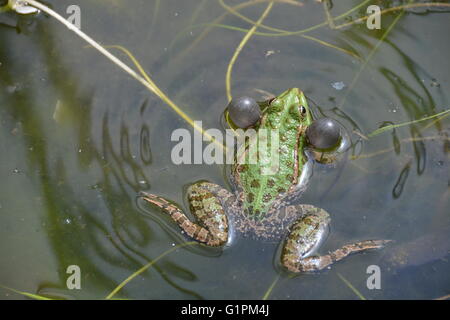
[281,205,390,273]
[140,182,234,247]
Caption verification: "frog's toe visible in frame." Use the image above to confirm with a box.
[357,239,393,249]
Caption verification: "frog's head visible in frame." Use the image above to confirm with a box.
[263,88,313,129]
[226,88,313,129]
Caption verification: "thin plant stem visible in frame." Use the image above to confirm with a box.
[24,1,157,96]
[322,0,335,29]
[105,241,197,300]
[226,2,274,101]
[174,0,373,65]
[418,110,450,131]
[172,0,300,59]
[151,0,160,28]
[351,135,450,160]
[196,22,359,59]
[175,0,450,66]
[189,0,209,25]
[338,7,407,110]
[0,285,53,300]
[218,0,359,59]
[184,0,449,61]
[337,273,366,300]
[208,2,450,39]
[262,274,280,300]
[25,0,227,151]
[300,34,359,59]
[218,0,371,36]
[367,109,450,137]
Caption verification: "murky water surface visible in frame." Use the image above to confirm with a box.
[0,0,449,299]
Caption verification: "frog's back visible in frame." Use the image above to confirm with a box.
[233,89,308,219]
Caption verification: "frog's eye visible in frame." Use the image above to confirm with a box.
[299,106,307,114]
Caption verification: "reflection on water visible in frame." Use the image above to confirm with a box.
[0,0,449,299]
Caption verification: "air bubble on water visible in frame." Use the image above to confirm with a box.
[388,103,398,113]
[431,79,440,87]
[331,81,345,90]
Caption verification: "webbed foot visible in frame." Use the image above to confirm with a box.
[280,204,390,273]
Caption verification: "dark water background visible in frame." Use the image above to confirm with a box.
[0,0,449,299]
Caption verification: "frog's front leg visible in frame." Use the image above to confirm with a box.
[140,182,234,247]
[281,205,390,273]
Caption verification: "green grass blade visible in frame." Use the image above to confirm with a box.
[337,273,366,300]
[368,109,450,138]
[0,285,53,300]
[338,5,408,110]
[226,2,274,101]
[105,241,197,300]
[85,44,227,152]
[151,0,160,28]
[261,274,280,300]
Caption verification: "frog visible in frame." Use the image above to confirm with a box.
[140,88,389,273]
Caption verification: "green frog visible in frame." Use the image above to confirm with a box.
[140,88,389,273]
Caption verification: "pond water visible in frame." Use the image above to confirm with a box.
[0,0,449,299]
